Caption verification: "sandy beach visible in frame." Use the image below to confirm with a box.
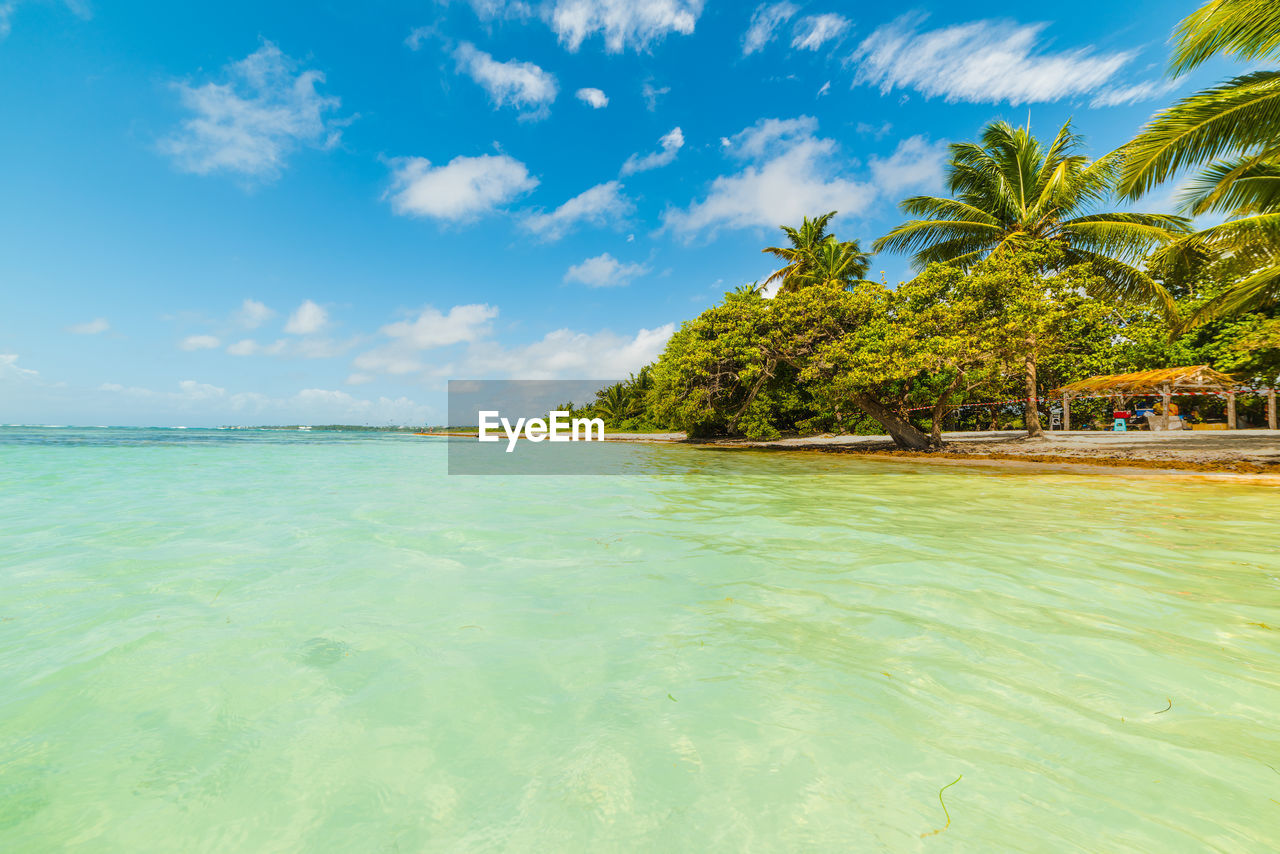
[606,429,1280,475]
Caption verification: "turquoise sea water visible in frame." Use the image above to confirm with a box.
[1,427,1278,852]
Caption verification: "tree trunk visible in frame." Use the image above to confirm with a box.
[1024,344,1043,438]
[929,374,964,449]
[852,394,932,450]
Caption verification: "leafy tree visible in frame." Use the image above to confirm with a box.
[647,283,936,447]
[874,120,1189,314]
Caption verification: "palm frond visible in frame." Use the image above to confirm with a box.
[1178,150,1280,215]
[1171,0,1280,74]
[1118,70,1280,199]
[1063,250,1178,317]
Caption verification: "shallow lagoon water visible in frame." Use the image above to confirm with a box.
[1,427,1278,852]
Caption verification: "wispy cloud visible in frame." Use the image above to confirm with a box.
[453,42,558,118]
[67,318,109,335]
[1090,78,1178,108]
[665,117,874,238]
[621,127,684,175]
[868,135,947,197]
[0,0,89,40]
[545,0,704,53]
[521,180,632,241]
[452,324,676,380]
[564,252,649,287]
[235,298,274,329]
[98,379,434,424]
[742,2,797,55]
[851,15,1133,105]
[180,334,221,351]
[641,82,669,111]
[160,41,348,180]
[665,118,944,239]
[791,13,850,51]
[0,353,39,382]
[353,303,498,376]
[386,154,538,221]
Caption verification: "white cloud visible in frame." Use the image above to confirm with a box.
[851,15,1133,105]
[453,42,558,117]
[353,303,499,376]
[284,300,328,335]
[521,180,631,240]
[791,13,850,51]
[564,252,649,287]
[225,336,347,359]
[380,304,497,349]
[180,334,221,351]
[462,0,534,20]
[721,115,816,159]
[621,127,684,175]
[545,0,704,53]
[236,298,274,329]
[68,318,109,335]
[0,0,89,40]
[227,339,259,356]
[386,154,538,221]
[1090,79,1178,108]
[405,26,433,50]
[0,353,39,381]
[576,87,609,108]
[99,379,434,425]
[664,116,876,237]
[742,3,797,55]
[868,135,947,197]
[641,82,669,111]
[160,41,347,180]
[456,323,676,379]
[856,120,893,139]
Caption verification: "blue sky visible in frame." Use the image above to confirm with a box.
[0,0,1233,425]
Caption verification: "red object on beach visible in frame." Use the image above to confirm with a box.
[1113,411,1131,419]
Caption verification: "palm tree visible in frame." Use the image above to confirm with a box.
[1118,0,1280,323]
[593,383,632,423]
[762,212,871,293]
[874,120,1190,315]
[875,120,1188,437]
[792,239,871,290]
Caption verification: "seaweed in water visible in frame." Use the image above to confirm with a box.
[921,775,962,838]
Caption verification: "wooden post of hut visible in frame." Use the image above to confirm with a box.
[1268,389,1277,430]
[1227,393,1237,429]
[1062,395,1071,431]
[1160,384,1171,431]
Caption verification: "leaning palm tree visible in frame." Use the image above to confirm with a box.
[761,213,871,293]
[875,120,1190,315]
[1118,0,1280,323]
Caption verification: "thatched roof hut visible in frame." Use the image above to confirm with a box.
[1050,365,1276,430]
[1052,365,1238,398]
